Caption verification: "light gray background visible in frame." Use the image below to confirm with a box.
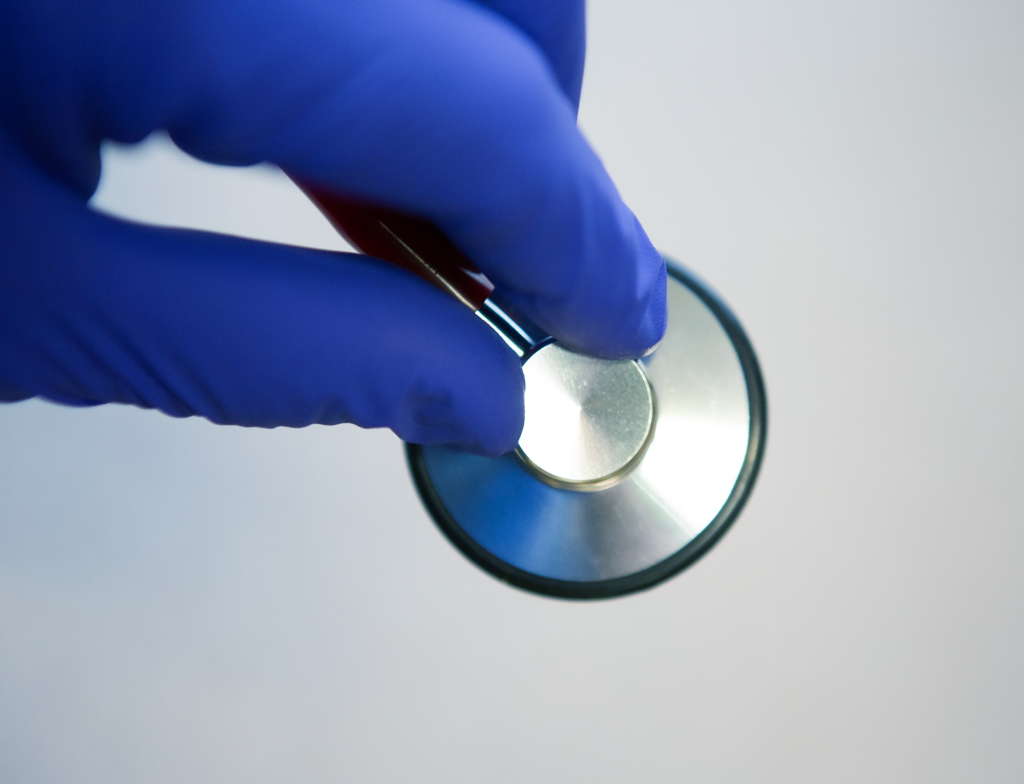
[2,1,1022,781]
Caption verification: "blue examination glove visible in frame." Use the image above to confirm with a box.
[0,0,667,455]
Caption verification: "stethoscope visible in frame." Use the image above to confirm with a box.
[301,185,766,599]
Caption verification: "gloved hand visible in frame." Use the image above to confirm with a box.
[0,0,667,455]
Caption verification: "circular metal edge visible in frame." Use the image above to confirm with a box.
[512,358,658,493]
[406,257,769,600]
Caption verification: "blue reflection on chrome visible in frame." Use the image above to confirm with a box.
[421,446,692,582]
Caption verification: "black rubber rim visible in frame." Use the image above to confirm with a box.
[407,258,768,600]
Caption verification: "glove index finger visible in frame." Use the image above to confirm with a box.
[259,1,665,358]
[471,0,586,110]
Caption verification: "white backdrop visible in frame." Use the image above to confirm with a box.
[2,1,1022,781]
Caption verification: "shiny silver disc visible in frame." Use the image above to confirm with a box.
[517,344,655,489]
[407,259,767,599]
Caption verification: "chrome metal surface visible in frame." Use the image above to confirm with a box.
[516,344,655,489]
[409,259,766,598]
[476,298,534,357]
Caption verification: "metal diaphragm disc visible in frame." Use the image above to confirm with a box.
[516,344,655,489]
[407,259,767,599]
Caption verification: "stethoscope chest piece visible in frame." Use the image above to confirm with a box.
[301,185,765,599]
[408,258,767,599]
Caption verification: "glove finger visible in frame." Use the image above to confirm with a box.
[0,151,524,455]
[126,0,665,357]
[469,0,586,110]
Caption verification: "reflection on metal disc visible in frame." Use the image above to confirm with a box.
[516,344,654,489]
[408,258,767,599]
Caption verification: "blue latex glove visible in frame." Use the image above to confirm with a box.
[0,0,667,455]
